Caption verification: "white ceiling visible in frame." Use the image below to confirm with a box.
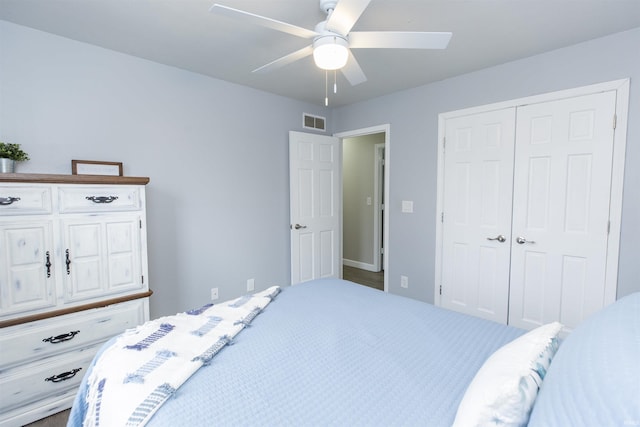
[2,0,640,107]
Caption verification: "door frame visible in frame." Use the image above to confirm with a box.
[374,142,385,272]
[335,124,390,292]
[434,78,630,306]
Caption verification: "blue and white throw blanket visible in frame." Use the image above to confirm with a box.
[82,286,281,427]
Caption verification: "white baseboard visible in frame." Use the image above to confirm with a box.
[343,259,379,272]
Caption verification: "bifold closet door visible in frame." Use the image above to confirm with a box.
[440,108,516,324]
[508,91,617,332]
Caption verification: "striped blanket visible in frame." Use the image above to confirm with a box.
[82,286,280,427]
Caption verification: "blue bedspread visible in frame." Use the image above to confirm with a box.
[69,279,524,426]
[528,291,640,426]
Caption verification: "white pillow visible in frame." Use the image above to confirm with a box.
[452,321,563,427]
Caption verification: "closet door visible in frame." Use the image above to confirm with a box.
[508,91,617,331]
[440,108,516,323]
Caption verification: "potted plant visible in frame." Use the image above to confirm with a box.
[0,142,30,173]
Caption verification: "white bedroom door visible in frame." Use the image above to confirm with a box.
[508,90,617,331]
[289,131,341,284]
[440,108,516,323]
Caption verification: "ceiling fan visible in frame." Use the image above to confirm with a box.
[210,0,452,87]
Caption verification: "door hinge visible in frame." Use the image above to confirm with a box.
[607,220,611,235]
[142,275,145,284]
[380,247,384,255]
[613,114,617,129]
[443,137,446,152]
[139,219,143,229]
[439,284,442,295]
[441,212,444,223]
[381,203,385,211]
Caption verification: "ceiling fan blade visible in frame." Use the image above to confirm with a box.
[349,31,453,49]
[210,4,318,39]
[326,0,372,36]
[253,45,314,74]
[340,50,367,86]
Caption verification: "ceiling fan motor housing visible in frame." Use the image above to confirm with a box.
[313,34,349,70]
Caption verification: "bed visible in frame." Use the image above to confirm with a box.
[67,278,640,426]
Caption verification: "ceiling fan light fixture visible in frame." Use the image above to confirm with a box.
[313,35,349,70]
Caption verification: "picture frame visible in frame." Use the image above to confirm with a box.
[72,160,123,176]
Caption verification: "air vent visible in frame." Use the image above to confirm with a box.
[303,113,326,132]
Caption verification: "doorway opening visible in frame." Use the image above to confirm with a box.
[336,125,390,292]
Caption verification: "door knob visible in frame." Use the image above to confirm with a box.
[293,224,307,230]
[486,235,506,243]
[515,236,535,244]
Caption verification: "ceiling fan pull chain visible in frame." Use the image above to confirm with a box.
[325,70,329,106]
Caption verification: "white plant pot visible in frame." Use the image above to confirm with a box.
[0,158,16,173]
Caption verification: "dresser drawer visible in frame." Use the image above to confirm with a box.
[0,344,98,414]
[58,185,142,213]
[0,298,148,370]
[0,186,52,216]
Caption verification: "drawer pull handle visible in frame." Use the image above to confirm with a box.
[86,195,118,204]
[45,251,52,278]
[45,368,82,383]
[43,330,80,344]
[0,196,20,205]
[65,249,71,275]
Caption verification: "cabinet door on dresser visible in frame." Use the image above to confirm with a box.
[0,221,57,317]
[61,214,145,302]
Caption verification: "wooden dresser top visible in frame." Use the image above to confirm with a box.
[0,173,149,185]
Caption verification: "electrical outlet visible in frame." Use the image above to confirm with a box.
[400,275,409,289]
[211,287,219,300]
[247,278,255,292]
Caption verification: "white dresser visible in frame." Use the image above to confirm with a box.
[0,173,152,426]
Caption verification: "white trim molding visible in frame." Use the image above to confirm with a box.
[335,124,391,293]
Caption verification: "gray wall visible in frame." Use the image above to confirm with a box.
[332,27,640,303]
[0,21,328,318]
[342,133,384,268]
[2,20,638,317]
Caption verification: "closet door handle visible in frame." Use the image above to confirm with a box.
[293,224,307,230]
[515,236,535,244]
[486,235,506,243]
